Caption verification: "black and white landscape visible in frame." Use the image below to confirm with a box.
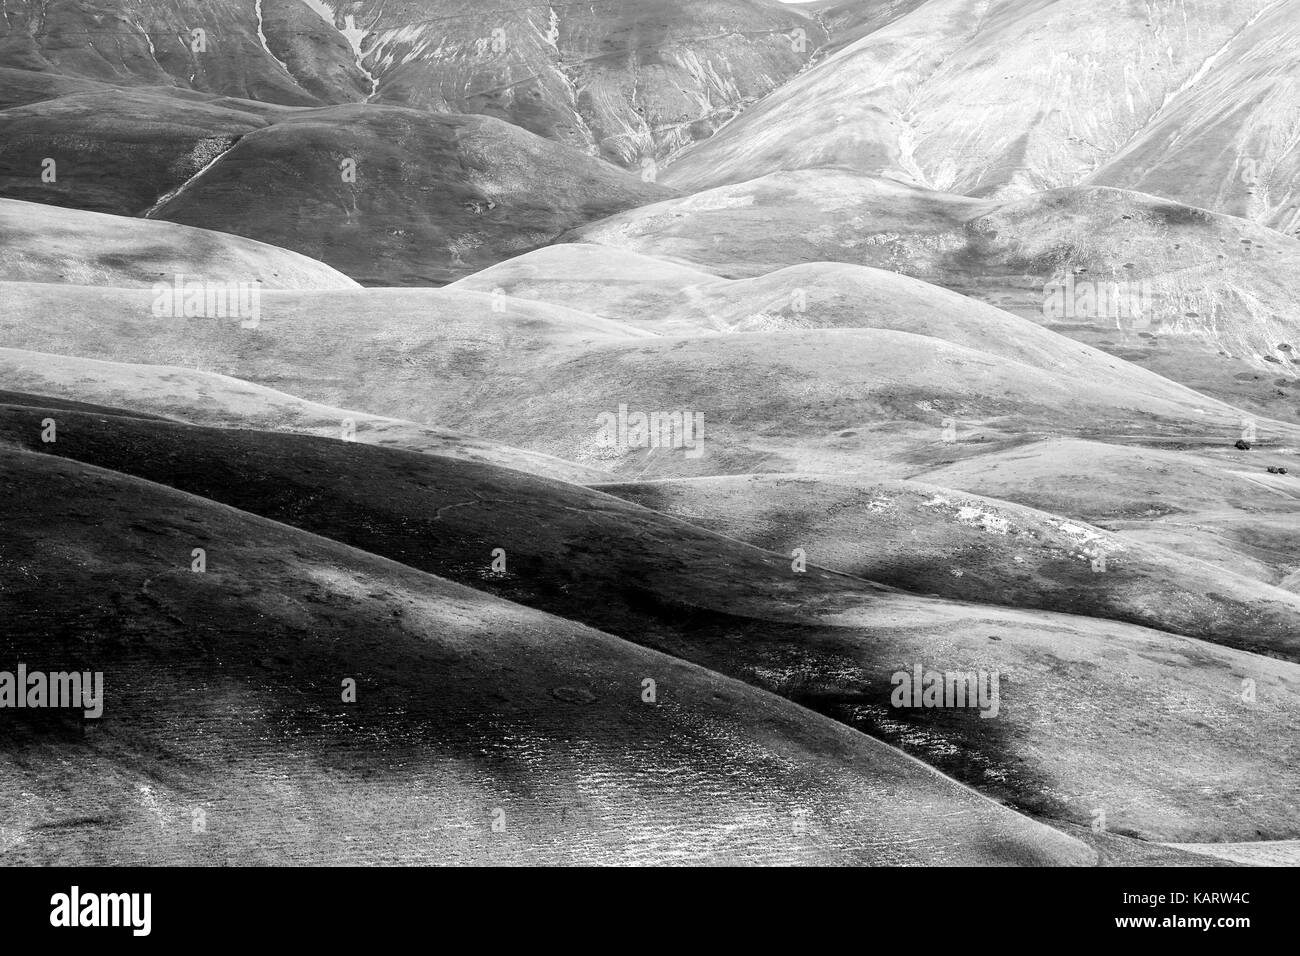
[1,0,1299,867]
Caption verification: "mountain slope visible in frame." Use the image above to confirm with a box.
[0,0,826,166]
[0,87,269,216]
[660,0,1288,215]
[1087,0,1300,238]
[0,88,672,284]
[148,102,672,284]
[295,0,826,166]
[0,0,359,105]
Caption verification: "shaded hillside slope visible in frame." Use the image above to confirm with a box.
[4,409,1299,842]
[1,447,1094,865]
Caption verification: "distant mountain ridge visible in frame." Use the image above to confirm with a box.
[0,0,825,167]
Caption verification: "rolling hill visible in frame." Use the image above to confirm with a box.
[4,275,1289,479]
[4,0,1299,869]
[595,472,1300,658]
[3,446,1098,865]
[572,172,1300,419]
[5,408,1299,842]
[0,348,609,483]
[0,198,358,288]
[914,437,1300,592]
[147,102,673,284]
